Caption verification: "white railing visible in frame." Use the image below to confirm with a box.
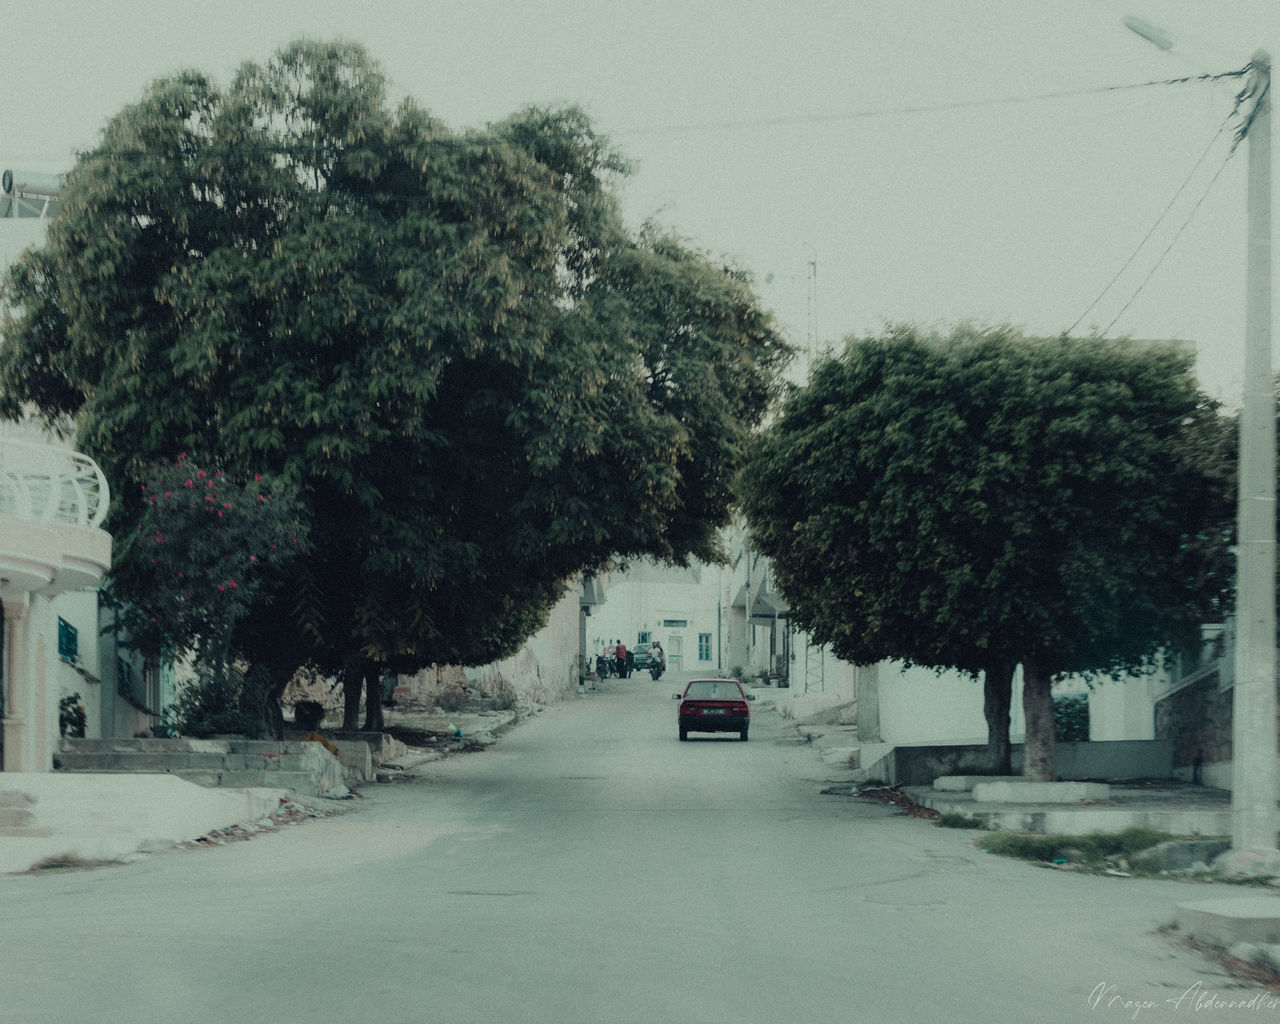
[0,437,109,528]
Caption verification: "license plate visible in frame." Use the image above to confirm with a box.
[702,708,725,715]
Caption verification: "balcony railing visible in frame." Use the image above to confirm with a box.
[0,437,109,528]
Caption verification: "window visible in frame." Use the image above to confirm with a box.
[57,617,79,663]
[662,619,688,629]
[698,633,712,661]
[684,680,744,700]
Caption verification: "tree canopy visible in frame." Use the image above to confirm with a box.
[737,324,1231,779]
[0,40,791,732]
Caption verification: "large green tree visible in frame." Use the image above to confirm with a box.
[737,324,1230,780]
[0,41,790,735]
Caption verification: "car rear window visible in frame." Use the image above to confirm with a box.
[684,681,743,700]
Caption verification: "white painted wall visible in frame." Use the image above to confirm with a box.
[875,663,1017,745]
[469,585,581,705]
[587,562,727,675]
[1076,673,1157,741]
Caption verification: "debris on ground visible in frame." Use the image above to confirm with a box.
[1177,936,1280,993]
[177,797,350,850]
[839,784,942,820]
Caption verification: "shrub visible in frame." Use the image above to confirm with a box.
[166,665,269,738]
[981,827,1176,866]
[1054,694,1090,742]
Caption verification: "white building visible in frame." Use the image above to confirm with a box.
[0,169,144,771]
[0,427,113,770]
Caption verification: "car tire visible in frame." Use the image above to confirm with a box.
[679,728,687,742]
[740,729,749,741]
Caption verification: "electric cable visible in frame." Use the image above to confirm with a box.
[1066,110,1236,336]
[1097,145,1238,338]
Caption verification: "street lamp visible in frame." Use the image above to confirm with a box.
[1126,21,1275,863]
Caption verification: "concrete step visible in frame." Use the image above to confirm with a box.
[1177,897,1280,948]
[56,737,356,798]
[53,766,325,796]
[161,769,323,792]
[907,786,1234,836]
[55,750,317,772]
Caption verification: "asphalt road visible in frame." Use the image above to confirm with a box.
[0,674,1252,1024]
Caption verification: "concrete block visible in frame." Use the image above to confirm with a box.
[971,780,1111,804]
[1177,897,1280,947]
[934,775,1019,792]
[209,770,319,793]
[1132,840,1231,873]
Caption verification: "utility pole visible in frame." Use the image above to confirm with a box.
[1126,22,1275,865]
[1229,50,1275,859]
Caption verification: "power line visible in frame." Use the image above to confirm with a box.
[1066,110,1237,336]
[615,68,1249,138]
[1098,146,1237,338]
[1070,58,1260,338]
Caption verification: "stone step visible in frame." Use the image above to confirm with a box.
[52,766,325,795]
[55,737,355,797]
[55,750,316,772]
[64,738,337,756]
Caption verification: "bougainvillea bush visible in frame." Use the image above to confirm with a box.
[107,455,310,734]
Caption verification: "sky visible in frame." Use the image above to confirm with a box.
[4,0,1277,405]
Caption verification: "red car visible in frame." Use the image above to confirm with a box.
[673,678,755,742]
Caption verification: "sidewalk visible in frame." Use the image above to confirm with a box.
[793,717,1280,961]
[0,707,517,875]
[0,773,289,875]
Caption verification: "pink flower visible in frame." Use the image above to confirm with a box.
[184,480,194,487]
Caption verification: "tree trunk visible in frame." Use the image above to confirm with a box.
[265,679,286,740]
[982,658,1015,775]
[341,664,362,732]
[1021,659,1055,781]
[362,662,385,733]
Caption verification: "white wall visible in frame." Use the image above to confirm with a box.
[586,562,726,674]
[875,663,997,744]
[469,585,581,705]
[44,590,104,743]
[1069,673,1157,741]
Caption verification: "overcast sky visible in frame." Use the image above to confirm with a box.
[4,0,1276,403]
